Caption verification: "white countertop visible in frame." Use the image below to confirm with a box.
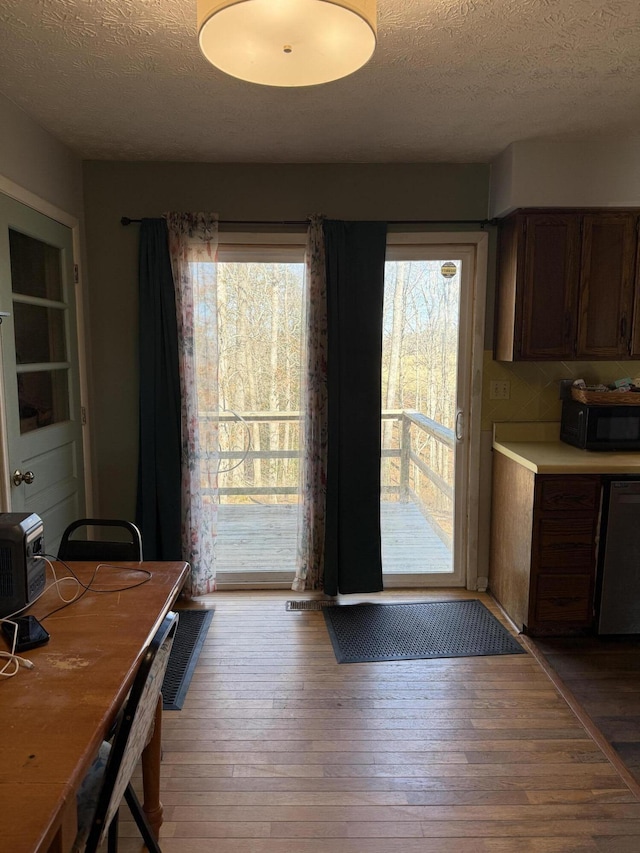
[492,422,640,474]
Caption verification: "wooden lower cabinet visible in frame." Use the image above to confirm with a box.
[489,453,601,635]
[533,574,593,623]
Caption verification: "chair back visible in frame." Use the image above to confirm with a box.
[58,518,143,561]
[84,611,178,851]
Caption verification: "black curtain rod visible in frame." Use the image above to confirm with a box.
[121,216,496,228]
[121,216,307,226]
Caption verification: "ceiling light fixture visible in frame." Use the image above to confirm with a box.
[197,0,377,87]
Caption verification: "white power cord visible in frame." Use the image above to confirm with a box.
[0,556,81,678]
[0,555,152,679]
[0,619,36,677]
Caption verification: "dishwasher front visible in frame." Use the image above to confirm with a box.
[598,478,640,634]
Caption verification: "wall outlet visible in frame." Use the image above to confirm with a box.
[490,380,511,400]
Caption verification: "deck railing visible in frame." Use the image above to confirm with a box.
[206,409,454,544]
[382,410,454,547]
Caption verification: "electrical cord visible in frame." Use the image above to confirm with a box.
[0,619,35,678]
[0,555,153,678]
[36,555,152,621]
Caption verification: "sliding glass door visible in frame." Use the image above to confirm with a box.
[208,231,486,590]
[213,234,306,586]
[381,237,484,588]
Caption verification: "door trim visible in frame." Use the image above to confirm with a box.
[0,173,93,514]
[386,230,489,591]
[220,230,489,592]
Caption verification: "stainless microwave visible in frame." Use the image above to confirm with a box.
[560,399,640,451]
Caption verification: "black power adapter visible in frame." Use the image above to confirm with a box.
[1,615,50,652]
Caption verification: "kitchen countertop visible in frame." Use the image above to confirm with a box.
[492,422,640,474]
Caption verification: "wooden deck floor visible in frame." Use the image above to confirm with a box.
[216,502,452,580]
[122,590,640,852]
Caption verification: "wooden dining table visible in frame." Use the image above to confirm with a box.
[0,559,189,853]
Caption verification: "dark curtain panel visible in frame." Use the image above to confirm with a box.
[135,218,182,560]
[323,220,388,595]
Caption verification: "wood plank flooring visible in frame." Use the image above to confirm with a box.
[531,635,640,787]
[122,590,640,852]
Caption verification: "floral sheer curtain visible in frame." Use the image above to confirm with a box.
[166,213,219,597]
[293,215,328,591]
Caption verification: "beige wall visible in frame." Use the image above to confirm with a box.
[0,94,96,516]
[490,139,640,218]
[0,94,84,217]
[83,161,491,517]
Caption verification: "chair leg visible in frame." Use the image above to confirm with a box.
[124,783,162,853]
[107,808,119,853]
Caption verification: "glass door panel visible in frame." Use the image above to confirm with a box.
[381,246,468,587]
[17,369,70,434]
[9,228,71,436]
[205,236,306,586]
[14,303,67,363]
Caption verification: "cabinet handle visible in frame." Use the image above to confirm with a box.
[621,316,628,340]
[552,597,580,608]
[564,312,574,352]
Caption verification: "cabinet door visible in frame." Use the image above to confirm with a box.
[534,574,593,625]
[537,476,601,512]
[630,221,640,357]
[576,213,637,358]
[528,474,600,635]
[536,517,597,568]
[519,214,581,359]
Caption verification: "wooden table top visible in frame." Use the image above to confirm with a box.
[0,560,189,853]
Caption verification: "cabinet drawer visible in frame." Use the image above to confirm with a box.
[538,477,601,512]
[534,574,593,623]
[537,517,596,568]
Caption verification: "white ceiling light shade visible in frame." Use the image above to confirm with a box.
[197,0,377,87]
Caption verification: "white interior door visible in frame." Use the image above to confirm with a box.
[0,193,86,556]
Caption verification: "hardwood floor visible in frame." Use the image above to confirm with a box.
[531,635,640,787]
[123,590,640,852]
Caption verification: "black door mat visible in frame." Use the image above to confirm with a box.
[162,608,214,710]
[323,599,525,663]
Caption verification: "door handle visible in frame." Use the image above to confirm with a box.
[455,410,464,441]
[12,469,35,486]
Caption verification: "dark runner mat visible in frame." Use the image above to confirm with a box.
[162,608,214,709]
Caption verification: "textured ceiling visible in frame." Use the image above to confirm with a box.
[0,0,639,163]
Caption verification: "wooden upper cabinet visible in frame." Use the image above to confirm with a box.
[631,226,640,357]
[577,213,637,358]
[520,214,581,360]
[494,208,640,361]
[495,212,580,360]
